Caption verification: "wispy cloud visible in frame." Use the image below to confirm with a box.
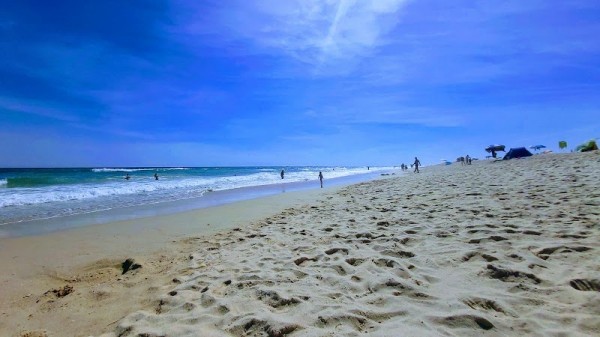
[0,97,80,123]
[1,0,599,166]
[181,0,408,74]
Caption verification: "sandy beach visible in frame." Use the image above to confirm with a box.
[2,152,599,337]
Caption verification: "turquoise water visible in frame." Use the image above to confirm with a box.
[0,166,391,227]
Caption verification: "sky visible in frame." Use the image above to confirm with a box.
[1,0,599,167]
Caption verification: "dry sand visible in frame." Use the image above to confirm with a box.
[0,188,330,337]
[2,152,599,337]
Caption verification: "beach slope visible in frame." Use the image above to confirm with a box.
[103,152,599,336]
[3,152,599,336]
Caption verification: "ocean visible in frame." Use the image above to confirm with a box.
[0,166,393,235]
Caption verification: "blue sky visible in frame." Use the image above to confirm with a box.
[1,0,599,167]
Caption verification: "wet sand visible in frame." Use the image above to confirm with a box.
[0,187,335,336]
[2,152,599,336]
[0,171,384,238]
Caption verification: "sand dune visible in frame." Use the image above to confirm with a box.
[94,152,599,336]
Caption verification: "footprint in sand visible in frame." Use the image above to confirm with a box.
[256,289,302,308]
[486,264,542,284]
[234,318,300,337]
[345,257,365,266]
[468,236,508,244]
[381,249,415,258]
[316,314,368,331]
[535,246,591,260]
[462,251,498,262]
[557,233,588,239]
[522,230,542,236]
[569,279,600,292]
[329,264,348,275]
[325,248,349,255]
[433,314,495,330]
[507,253,524,261]
[463,297,512,316]
[372,258,398,268]
[294,256,318,266]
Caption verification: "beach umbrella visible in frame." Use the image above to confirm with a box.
[485,145,506,153]
[529,145,546,151]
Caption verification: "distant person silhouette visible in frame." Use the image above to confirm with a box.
[154,173,159,180]
[413,157,421,173]
[280,170,284,179]
[318,171,323,188]
[125,173,130,180]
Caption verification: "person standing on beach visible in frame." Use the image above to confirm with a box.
[280,170,284,179]
[413,157,421,173]
[318,171,323,188]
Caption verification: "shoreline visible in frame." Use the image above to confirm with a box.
[1,152,598,336]
[0,175,396,336]
[0,170,394,238]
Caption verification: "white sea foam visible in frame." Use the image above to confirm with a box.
[92,167,190,173]
[0,178,206,207]
[0,178,7,187]
[0,167,391,208]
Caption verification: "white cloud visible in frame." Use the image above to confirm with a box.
[183,0,408,73]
